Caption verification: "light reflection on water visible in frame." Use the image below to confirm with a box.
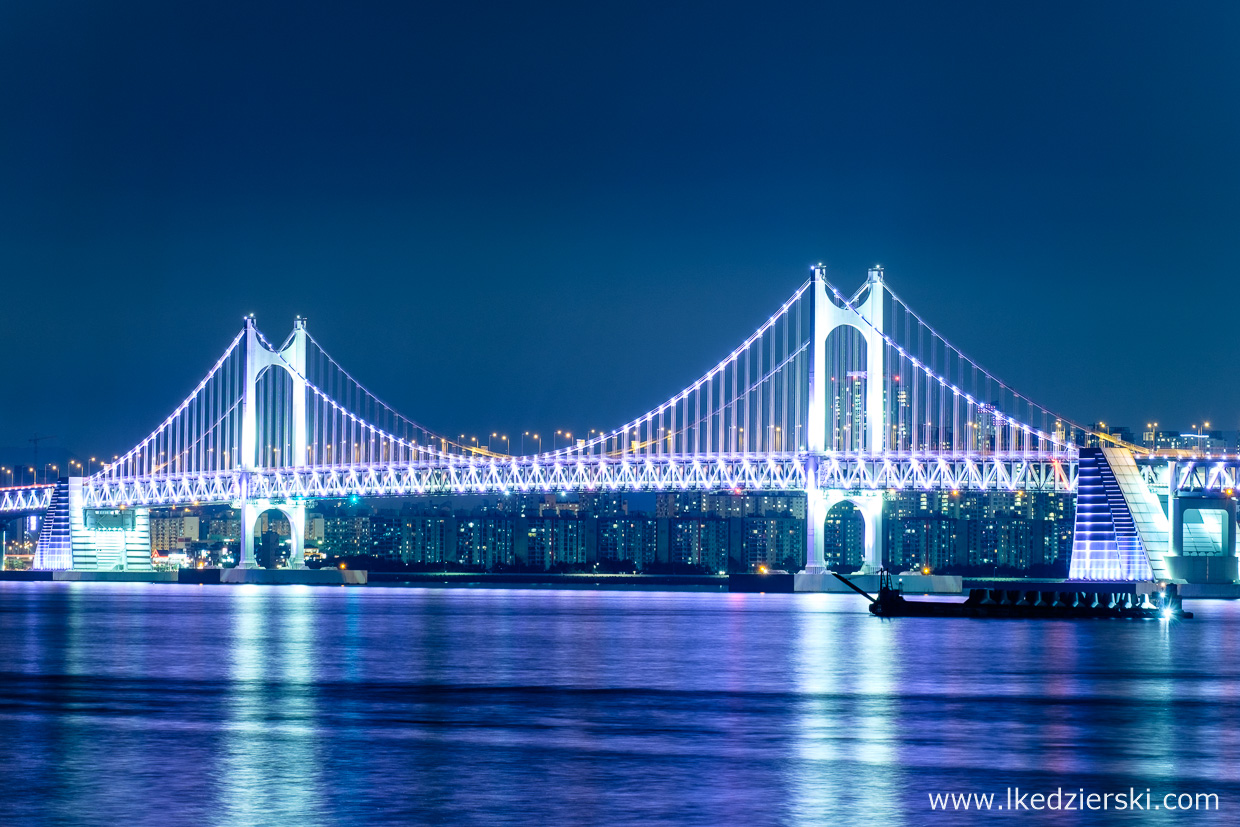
[1,583,1239,825]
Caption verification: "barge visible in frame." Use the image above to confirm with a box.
[835,571,1193,620]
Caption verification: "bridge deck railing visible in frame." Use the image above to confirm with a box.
[73,452,1082,507]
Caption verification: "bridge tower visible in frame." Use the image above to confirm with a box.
[236,317,308,569]
[803,265,887,575]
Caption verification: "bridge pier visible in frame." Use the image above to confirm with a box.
[238,499,307,569]
[1166,491,1238,583]
[238,501,260,569]
[802,490,886,574]
[804,485,828,574]
[800,264,887,577]
[235,316,310,571]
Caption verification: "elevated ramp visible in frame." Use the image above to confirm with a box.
[1069,448,1164,580]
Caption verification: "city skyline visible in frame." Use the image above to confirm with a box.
[2,3,1239,457]
[5,418,1240,489]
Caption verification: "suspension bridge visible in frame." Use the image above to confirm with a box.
[4,266,1237,581]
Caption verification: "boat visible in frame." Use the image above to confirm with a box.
[833,570,1193,620]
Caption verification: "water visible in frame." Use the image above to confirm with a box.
[2,583,1238,825]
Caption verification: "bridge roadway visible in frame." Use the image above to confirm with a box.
[5,453,1237,514]
[71,453,1075,508]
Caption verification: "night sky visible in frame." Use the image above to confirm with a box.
[2,2,1237,463]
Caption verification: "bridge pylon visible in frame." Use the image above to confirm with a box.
[803,264,887,575]
[237,317,308,570]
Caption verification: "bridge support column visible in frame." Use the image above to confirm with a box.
[237,500,261,569]
[236,317,310,571]
[804,483,828,574]
[849,493,884,575]
[284,502,307,569]
[1167,491,1238,583]
[861,267,885,455]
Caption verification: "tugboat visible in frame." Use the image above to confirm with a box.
[833,570,1193,620]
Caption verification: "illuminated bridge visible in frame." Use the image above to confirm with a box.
[4,266,1236,581]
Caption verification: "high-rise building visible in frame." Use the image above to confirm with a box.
[579,492,628,517]
[402,512,453,564]
[369,511,403,560]
[597,517,657,566]
[523,517,586,569]
[149,512,200,553]
[742,516,804,570]
[456,515,515,568]
[668,517,730,572]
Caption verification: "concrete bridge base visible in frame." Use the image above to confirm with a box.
[220,567,367,585]
[794,572,963,594]
[51,571,177,582]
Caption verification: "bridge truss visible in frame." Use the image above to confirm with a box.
[81,454,1078,508]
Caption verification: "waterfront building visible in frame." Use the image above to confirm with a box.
[149,511,200,554]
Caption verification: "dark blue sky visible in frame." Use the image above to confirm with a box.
[2,1,1237,461]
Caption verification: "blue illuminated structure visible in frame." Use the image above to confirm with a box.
[31,480,71,570]
[2,267,1237,579]
[1069,449,1154,580]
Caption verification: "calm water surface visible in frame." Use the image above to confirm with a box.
[2,583,1238,826]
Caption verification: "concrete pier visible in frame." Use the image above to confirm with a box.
[794,572,962,595]
[0,568,367,585]
[52,571,178,582]
[221,568,367,585]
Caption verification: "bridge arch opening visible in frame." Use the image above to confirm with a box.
[824,499,865,572]
[241,503,306,569]
[821,493,884,574]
